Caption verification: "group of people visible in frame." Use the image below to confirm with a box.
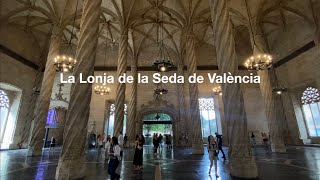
[250,132,270,148]
[94,131,227,179]
[93,132,124,180]
[152,133,163,155]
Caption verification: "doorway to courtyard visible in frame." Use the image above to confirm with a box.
[142,113,173,146]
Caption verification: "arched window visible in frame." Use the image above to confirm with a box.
[106,104,127,136]
[198,98,216,138]
[301,87,320,137]
[0,90,10,145]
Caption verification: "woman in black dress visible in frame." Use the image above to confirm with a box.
[133,134,143,170]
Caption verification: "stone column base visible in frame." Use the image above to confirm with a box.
[271,143,287,153]
[27,146,43,156]
[192,142,204,154]
[55,157,86,180]
[230,156,258,179]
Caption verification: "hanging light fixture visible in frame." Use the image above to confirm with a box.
[272,79,287,95]
[94,85,111,95]
[152,2,174,72]
[212,86,222,96]
[53,0,79,72]
[94,28,111,96]
[154,82,168,95]
[244,0,273,71]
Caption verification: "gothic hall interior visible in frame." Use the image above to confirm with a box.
[0,0,320,179]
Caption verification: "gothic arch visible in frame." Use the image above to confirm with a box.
[136,96,178,141]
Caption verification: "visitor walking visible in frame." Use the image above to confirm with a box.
[96,134,104,162]
[108,137,121,180]
[153,133,159,155]
[208,136,219,178]
[158,134,163,149]
[133,134,144,170]
[261,132,269,148]
[215,132,226,160]
[49,136,56,150]
[251,132,256,146]
[124,134,128,148]
[104,136,111,161]
[118,131,124,158]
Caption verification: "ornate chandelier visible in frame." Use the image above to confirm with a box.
[244,54,272,71]
[152,8,174,72]
[53,0,78,73]
[153,45,174,72]
[54,55,76,72]
[212,86,222,96]
[244,0,272,71]
[94,85,110,95]
[94,35,111,96]
[154,88,168,95]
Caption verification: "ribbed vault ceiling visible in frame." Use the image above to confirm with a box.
[0,0,316,67]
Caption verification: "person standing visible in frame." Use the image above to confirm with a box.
[96,134,104,162]
[133,134,144,170]
[104,136,111,161]
[49,136,56,150]
[123,134,128,148]
[215,132,226,160]
[153,133,159,155]
[208,136,219,178]
[251,132,256,146]
[118,131,124,158]
[108,137,121,180]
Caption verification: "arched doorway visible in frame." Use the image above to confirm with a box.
[142,112,173,145]
[136,96,178,146]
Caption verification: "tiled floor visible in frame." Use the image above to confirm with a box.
[1,146,320,180]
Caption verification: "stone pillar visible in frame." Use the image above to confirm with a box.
[258,69,287,152]
[55,0,102,179]
[20,71,42,147]
[252,32,287,152]
[185,31,204,154]
[216,94,228,146]
[177,62,187,146]
[114,28,128,136]
[127,55,137,146]
[210,0,258,178]
[103,100,111,135]
[27,25,62,156]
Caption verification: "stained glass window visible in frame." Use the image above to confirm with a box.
[0,90,9,109]
[301,87,320,137]
[46,108,59,127]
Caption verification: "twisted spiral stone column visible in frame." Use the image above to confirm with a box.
[103,100,111,135]
[185,32,204,154]
[210,0,258,178]
[127,56,137,146]
[20,71,43,147]
[114,29,128,136]
[27,25,62,156]
[55,0,102,179]
[177,62,187,146]
[252,34,287,152]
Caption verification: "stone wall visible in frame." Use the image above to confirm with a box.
[0,53,36,149]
